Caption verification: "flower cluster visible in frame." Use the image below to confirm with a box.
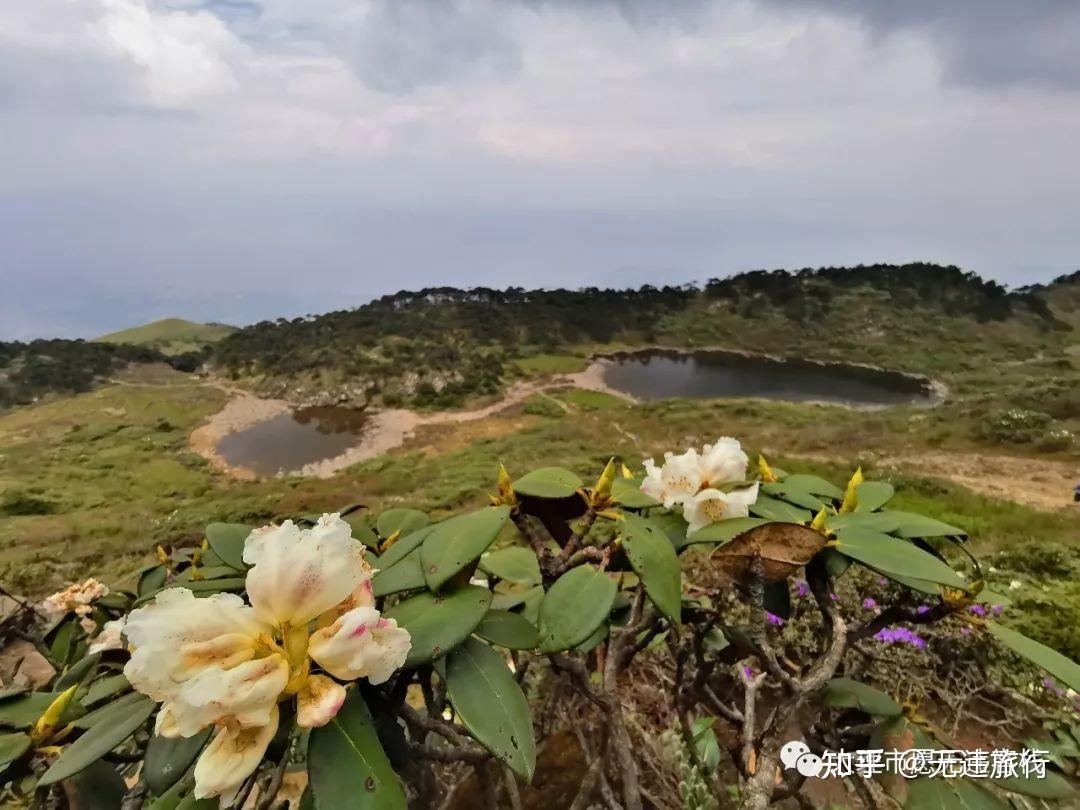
[124,514,411,805]
[874,627,927,649]
[641,437,759,534]
[39,578,108,618]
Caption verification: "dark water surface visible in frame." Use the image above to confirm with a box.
[216,406,369,475]
[602,350,932,406]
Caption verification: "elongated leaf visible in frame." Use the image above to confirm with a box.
[474,610,540,650]
[761,482,825,511]
[989,622,1080,693]
[611,477,659,508]
[479,547,542,585]
[780,474,844,499]
[371,549,425,597]
[492,584,544,612]
[73,691,147,729]
[139,565,168,597]
[512,467,583,499]
[84,674,131,706]
[0,692,67,729]
[55,653,101,691]
[887,511,966,539]
[421,506,511,591]
[620,513,682,626]
[377,525,435,569]
[854,481,894,512]
[308,691,406,810]
[385,586,493,667]
[537,566,617,653]
[749,496,810,524]
[203,523,251,571]
[376,508,429,539]
[144,729,212,796]
[38,696,155,785]
[823,678,902,716]
[574,622,609,653]
[685,517,768,547]
[649,512,691,549]
[0,732,30,772]
[66,759,126,810]
[992,770,1074,800]
[343,514,380,549]
[834,529,966,588]
[447,639,536,780]
[133,577,247,607]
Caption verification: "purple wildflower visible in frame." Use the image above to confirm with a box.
[1043,678,1066,697]
[969,604,987,617]
[862,597,877,610]
[874,627,927,649]
[764,611,785,627]
[741,666,754,681]
[960,627,972,636]
[877,577,887,586]
[795,580,810,598]
[916,605,931,615]
[829,593,838,601]
[990,604,1004,616]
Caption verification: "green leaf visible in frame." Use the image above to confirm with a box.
[620,513,682,626]
[144,729,212,796]
[38,696,155,786]
[73,691,147,729]
[55,653,101,691]
[611,477,659,508]
[447,639,536,780]
[826,511,900,534]
[377,525,436,569]
[0,732,30,773]
[684,517,768,547]
[308,690,406,810]
[648,512,691,549]
[371,549,426,597]
[203,523,252,571]
[988,622,1080,693]
[0,692,69,729]
[344,516,380,550]
[83,674,131,706]
[385,586,493,667]
[512,467,583,499]
[906,777,1011,810]
[134,577,247,606]
[780,474,844,499]
[574,622,609,653]
[65,759,127,810]
[491,584,544,612]
[376,508,429,539]
[854,481,894,512]
[139,565,168,597]
[748,496,810,524]
[479,547,542,586]
[823,678,902,716]
[761,482,825,511]
[421,506,511,591]
[474,610,540,650]
[993,770,1074,800]
[886,511,966,539]
[834,528,966,589]
[537,566,617,653]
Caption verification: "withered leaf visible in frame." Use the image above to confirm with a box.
[709,522,827,583]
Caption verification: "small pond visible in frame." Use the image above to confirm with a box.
[216,406,369,475]
[601,350,933,406]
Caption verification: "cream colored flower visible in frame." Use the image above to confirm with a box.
[697,437,749,488]
[123,514,410,806]
[309,606,412,685]
[40,578,109,618]
[88,617,126,654]
[684,484,760,535]
[641,449,702,508]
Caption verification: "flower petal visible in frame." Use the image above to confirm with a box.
[124,590,268,704]
[193,705,279,805]
[170,655,289,737]
[316,578,375,631]
[296,674,346,728]
[655,449,703,508]
[244,515,369,627]
[308,607,411,684]
[698,437,748,487]
[685,483,759,535]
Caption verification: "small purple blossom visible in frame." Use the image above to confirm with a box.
[1043,678,1066,697]
[916,605,931,615]
[990,604,1004,616]
[874,627,927,649]
[876,577,887,586]
[829,593,838,601]
[741,665,755,682]
[960,627,972,635]
[764,611,785,627]
[969,604,987,617]
[862,597,877,611]
[795,580,809,598]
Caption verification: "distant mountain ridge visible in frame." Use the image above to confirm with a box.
[95,317,236,355]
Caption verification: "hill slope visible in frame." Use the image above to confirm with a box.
[96,318,236,355]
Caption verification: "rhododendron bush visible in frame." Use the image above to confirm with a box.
[1,438,1078,809]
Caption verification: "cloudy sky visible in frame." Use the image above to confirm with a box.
[2,0,1079,339]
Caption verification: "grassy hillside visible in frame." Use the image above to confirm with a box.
[96,317,236,355]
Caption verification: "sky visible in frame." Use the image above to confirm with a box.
[2,0,1079,339]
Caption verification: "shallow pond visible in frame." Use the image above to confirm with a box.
[216,406,369,475]
[601,350,933,406]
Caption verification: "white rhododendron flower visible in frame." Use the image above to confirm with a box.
[697,437,749,488]
[642,438,759,534]
[684,483,760,535]
[88,617,126,654]
[641,449,702,508]
[123,514,411,806]
[40,578,109,618]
